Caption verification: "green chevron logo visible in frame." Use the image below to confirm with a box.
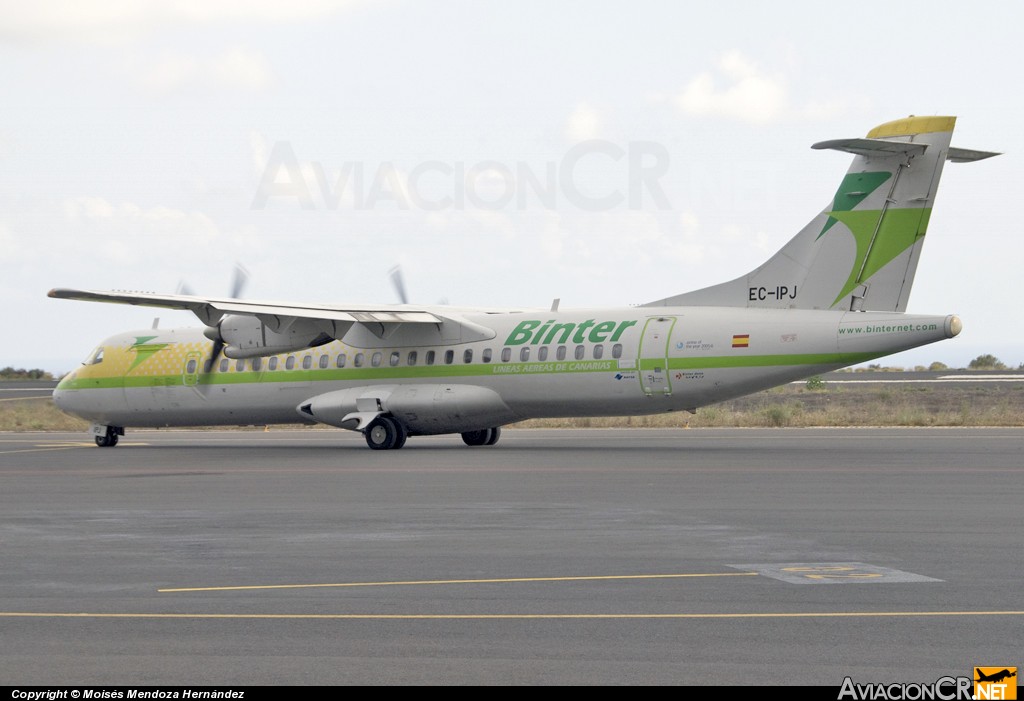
[129,336,171,371]
[817,171,891,239]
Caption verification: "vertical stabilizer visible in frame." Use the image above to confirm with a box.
[646,116,995,312]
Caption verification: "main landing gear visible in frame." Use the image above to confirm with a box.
[362,418,503,450]
[461,427,501,447]
[364,416,408,451]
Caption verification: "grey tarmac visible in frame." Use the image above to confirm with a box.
[0,427,1020,686]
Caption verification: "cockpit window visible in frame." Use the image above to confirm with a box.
[83,347,104,365]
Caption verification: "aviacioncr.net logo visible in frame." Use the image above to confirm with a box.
[838,676,972,700]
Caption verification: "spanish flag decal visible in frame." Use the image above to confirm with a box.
[732,334,750,348]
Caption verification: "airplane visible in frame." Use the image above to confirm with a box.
[975,669,1017,684]
[48,115,998,450]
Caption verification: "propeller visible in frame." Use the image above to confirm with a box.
[388,265,409,305]
[388,264,448,305]
[202,264,250,370]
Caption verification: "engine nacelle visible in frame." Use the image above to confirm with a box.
[298,384,519,435]
[205,315,332,360]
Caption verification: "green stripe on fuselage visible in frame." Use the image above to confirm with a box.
[59,351,885,391]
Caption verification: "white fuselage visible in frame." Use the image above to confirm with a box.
[53,306,959,432]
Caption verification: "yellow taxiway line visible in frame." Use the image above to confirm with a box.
[159,572,760,593]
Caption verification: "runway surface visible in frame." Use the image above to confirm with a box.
[1,427,1021,686]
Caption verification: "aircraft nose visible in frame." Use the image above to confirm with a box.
[52,372,75,412]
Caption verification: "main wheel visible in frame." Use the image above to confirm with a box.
[462,428,494,447]
[365,417,406,450]
[484,426,501,446]
[391,419,408,450]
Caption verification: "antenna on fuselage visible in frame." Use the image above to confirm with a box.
[550,298,560,312]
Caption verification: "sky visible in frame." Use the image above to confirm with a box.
[2,0,1020,373]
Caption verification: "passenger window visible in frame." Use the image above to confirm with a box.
[482,348,492,363]
[318,355,327,369]
[556,346,566,361]
[186,359,198,374]
[463,349,473,363]
[612,343,623,359]
[354,353,364,367]
[371,352,382,367]
[220,358,230,373]
[444,349,454,364]
[390,351,400,367]
[408,351,417,366]
[252,357,263,372]
[426,350,435,365]
[285,356,295,370]
[593,344,603,359]
[501,347,511,362]
[336,354,346,368]
[236,359,246,372]
[538,346,548,361]
[520,347,530,361]
[574,345,585,360]
[203,359,213,373]
[302,355,312,370]
[269,357,279,371]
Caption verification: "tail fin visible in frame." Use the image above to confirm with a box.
[645,116,998,312]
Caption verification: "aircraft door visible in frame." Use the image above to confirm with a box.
[638,316,676,395]
[183,351,201,387]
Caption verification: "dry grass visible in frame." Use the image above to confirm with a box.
[513,382,1024,429]
[0,398,89,431]
[3,381,1022,432]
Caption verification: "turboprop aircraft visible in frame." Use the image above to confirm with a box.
[49,115,997,450]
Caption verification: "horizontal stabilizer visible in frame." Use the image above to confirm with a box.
[811,138,927,158]
[946,147,1001,163]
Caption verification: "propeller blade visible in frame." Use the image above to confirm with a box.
[229,263,250,299]
[203,264,249,372]
[208,338,225,371]
[388,265,409,305]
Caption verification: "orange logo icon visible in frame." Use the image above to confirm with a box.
[975,667,1017,700]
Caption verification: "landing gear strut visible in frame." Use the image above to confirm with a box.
[461,427,501,447]
[364,416,408,450]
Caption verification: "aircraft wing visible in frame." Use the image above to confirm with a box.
[47,288,444,329]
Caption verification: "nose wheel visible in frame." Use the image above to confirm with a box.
[94,425,123,447]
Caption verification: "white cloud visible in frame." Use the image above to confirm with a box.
[565,103,604,141]
[60,197,224,264]
[142,47,274,94]
[674,51,843,123]
[0,222,26,263]
[250,131,270,174]
[0,0,359,44]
